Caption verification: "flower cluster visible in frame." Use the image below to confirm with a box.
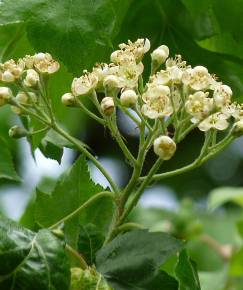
[60,38,243,160]
[1,38,243,161]
[0,53,60,111]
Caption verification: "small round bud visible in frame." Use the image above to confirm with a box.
[11,106,22,115]
[153,135,176,160]
[61,93,77,107]
[233,120,243,136]
[0,87,13,106]
[23,69,39,87]
[2,70,15,82]
[16,91,38,104]
[16,92,28,104]
[103,75,120,89]
[8,125,28,139]
[151,45,169,65]
[120,89,138,107]
[101,97,115,116]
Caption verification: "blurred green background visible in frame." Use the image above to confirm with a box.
[1,0,243,289]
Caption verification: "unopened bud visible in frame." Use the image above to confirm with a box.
[61,93,77,106]
[153,135,176,160]
[120,89,138,107]
[101,97,115,116]
[8,125,28,139]
[16,91,38,104]
[0,87,13,106]
[2,70,15,82]
[103,75,120,89]
[11,106,23,115]
[23,69,39,87]
[151,45,169,66]
[233,120,243,136]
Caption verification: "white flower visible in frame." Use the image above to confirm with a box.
[33,53,60,74]
[151,45,169,65]
[213,84,232,108]
[23,69,39,87]
[198,113,229,131]
[0,59,25,82]
[142,85,173,119]
[120,89,138,107]
[103,75,120,89]
[0,87,13,106]
[100,97,115,116]
[185,91,213,120]
[118,61,144,89]
[153,135,176,160]
[221,103,243,120]
[118,38,150,61]
[71,71,98,96]
[182,66,212,91]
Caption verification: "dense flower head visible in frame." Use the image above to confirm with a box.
[1,38,243,140]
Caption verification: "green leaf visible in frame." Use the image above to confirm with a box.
[96,229,182,289]
[0,0,132,74]
[208,187,243,210]
[0,215,70,290]
[230,248,243,276]
[0,137,21,182]
[199,268,227,290]
[35,155,110,248]
[78,224,104,266]
[175,249,201,290]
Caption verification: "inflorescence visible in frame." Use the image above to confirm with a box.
[1,39,243,160]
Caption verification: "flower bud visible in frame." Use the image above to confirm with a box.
[2,70,15,82]
[101,97,115,116]
[0,87,13,106]
[16,91,38,105]
[233,120,243,136]
[103,75,120,89]
[151,45,169,65]
[11,106,22,115]
[120,89,138,107]
[153,135,176,160]
[61,93,77,106]
[23,69,39,87]
[8,125,28,139]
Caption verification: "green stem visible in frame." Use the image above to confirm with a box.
[140,133,235,182]
[76,98,105,125]
[48,191,114,229]
[107,117,137,166]
[120,158,162,223]
[65,244,88,269]
[115,222,145,233]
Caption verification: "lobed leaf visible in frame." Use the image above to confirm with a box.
[96,229,182,289]
[0,215,70,290]
[0,137,21,182]
[35,155,113,248]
